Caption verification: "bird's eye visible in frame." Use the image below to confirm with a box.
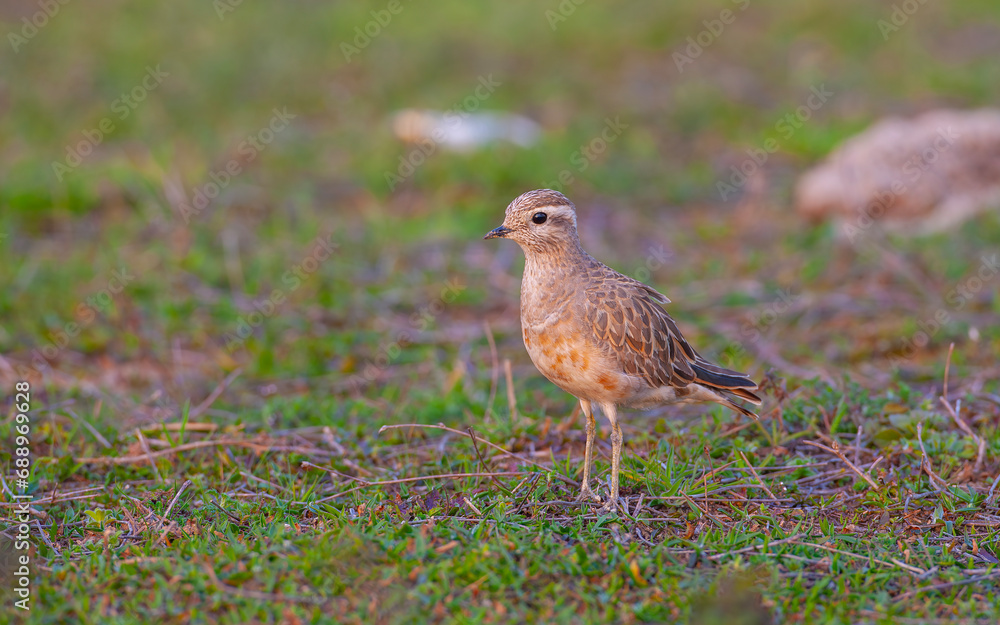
[532,212,547,224]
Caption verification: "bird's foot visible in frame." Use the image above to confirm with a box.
[576,484,602,504]
[597,497,619,516]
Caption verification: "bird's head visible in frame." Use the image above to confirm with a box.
[484,189,581,253]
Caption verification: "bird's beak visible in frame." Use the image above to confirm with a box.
[483,225,512,240]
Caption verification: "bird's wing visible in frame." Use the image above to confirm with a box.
[584,277,695,388]
[583,272,760,403]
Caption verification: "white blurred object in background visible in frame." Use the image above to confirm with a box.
[391,109,541,152]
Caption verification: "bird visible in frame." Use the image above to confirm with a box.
[484,189,761,514]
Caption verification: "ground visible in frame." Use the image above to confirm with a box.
[1,0,999,623]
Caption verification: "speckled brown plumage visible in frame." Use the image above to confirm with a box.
[485,189,761,514]
[580,262,761,411]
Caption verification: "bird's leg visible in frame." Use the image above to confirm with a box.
[576,399,601,503]
[598,402,621,515]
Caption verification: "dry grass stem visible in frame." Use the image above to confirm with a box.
[737,450,778,501]
[504,358,518,421]
[802,440,880,490]
[379,422,576,483]
[916,422,950,491]
[158,479,193,531]
[483,321,499,422]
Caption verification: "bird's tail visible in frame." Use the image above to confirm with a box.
[718,396,760,420]
[691,359,762,420]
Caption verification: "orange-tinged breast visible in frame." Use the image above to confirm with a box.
[522,324,628,404]
[597,373,617,392]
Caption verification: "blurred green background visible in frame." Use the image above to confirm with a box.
[3,2,1000,622]
[1,0,999,409]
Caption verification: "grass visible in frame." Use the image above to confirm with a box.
[9,377,1000,623]
[1,0,1000,622]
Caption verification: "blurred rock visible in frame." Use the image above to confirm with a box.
[391,109,541,152]
[795,109,1000,235]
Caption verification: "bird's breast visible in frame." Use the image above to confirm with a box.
[517,252,639,403]
[521,316,635,404]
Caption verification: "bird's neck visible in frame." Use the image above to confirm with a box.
[520,239,592,325]
[521,237,589,278]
